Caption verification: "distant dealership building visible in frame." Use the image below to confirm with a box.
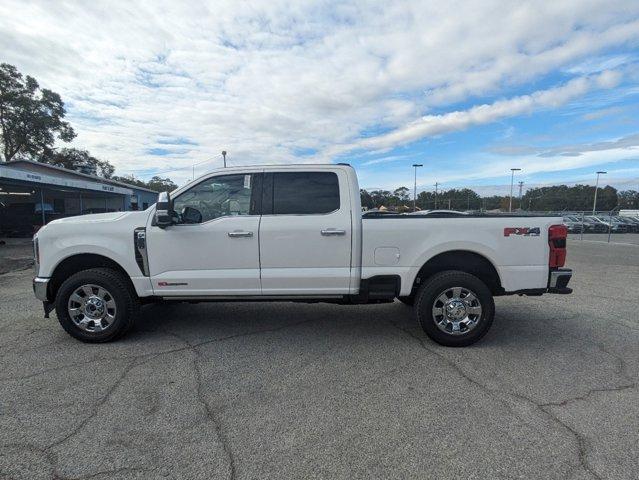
[0,159,158,237]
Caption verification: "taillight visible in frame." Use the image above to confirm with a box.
[548,224,567,268]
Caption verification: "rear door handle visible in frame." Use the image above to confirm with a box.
[228,230,253,238]
[321,229,346,236]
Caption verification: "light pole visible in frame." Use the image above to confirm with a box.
[222,150,227,168]
[592,171,606,214]
[434,182,439,209]
[412,164,423,212]
[509,168,521,212]
[518,181,524,210]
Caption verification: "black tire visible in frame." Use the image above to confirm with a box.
[55,268,140,343]
[414,270,494,347]
[397,296,415,306]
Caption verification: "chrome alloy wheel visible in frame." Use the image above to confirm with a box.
[67,284,117,333]
[431,286,482,336]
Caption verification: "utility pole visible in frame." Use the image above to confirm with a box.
[434,182,439,209]
[509,168,521,212]
[592,171,606,214]
[517,181,524,210]
[412,164,423,212]
[222,150,227,168]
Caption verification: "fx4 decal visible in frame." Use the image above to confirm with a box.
[503,227,540,237]
[157,281,188,286]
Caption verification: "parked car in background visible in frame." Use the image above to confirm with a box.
[615,216,639,233]
[588,215,627,233]
[580,216,609,233]
[564,215,606,233]
[562,216,583,233]
[406,209,469,216]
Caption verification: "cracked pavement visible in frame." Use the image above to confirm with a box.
[1,240,638,479]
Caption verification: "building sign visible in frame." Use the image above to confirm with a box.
[0,165,133,196]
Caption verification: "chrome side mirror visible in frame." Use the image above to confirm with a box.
[154,191,174,228]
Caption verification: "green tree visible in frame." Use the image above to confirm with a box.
[112,174,178,192]
[369,190,392,208]
[481,195,508,211]
[438,188,481,210]
[522,184,618,211]
[360,189,374,209]
[618,190,639,209]
[146,176,178,192]
[45,147,114,178]
[0,63,75,162]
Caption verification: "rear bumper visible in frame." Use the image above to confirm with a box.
[548,268,572,294]
[33,277,51,302]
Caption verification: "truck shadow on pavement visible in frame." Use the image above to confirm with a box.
[130,298,568,353]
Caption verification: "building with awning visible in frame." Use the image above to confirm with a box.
[0,160,158,237]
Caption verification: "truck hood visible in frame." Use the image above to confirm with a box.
[50,212,129,224]
[36,209,153,241]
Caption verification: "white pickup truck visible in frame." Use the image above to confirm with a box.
[32,164,572,346]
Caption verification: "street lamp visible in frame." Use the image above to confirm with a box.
[592,171,607,214]
[222,150,227,168]
[412,164,423,212]
[509,168,521,212]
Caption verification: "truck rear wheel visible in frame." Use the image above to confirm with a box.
[414,270,494,347]
[55,268,140,343]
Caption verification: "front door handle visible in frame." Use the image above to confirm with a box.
[321,229,346,236]
[228,230,253,238]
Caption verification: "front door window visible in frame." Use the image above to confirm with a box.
[172,174,254,224]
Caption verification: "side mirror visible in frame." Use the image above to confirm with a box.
[154,191,174,228]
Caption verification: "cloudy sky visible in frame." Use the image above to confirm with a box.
[2,0,639,194]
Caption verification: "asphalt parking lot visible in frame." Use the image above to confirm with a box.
[1,240,637,479]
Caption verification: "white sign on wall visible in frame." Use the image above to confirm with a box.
[0,166,133,196]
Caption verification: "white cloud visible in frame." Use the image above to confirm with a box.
[328,71,623,155]
[0,0,638,183]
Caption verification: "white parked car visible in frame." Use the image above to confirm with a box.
[33,164,572,346]
[405,209,469,216]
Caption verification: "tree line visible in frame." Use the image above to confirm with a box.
[0,63,176,192]
[361,184,638,212]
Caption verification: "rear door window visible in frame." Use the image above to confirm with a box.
[269,172,340,215]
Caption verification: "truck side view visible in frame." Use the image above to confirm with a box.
[32,164,572,346]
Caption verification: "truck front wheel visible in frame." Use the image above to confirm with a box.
[414,270,494,347]
[55,268,140,343]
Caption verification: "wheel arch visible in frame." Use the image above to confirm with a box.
[409,250,503,297]
[48,254,134,301]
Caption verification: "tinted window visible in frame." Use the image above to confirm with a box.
[173,174,253,223]
[272,172,340,215]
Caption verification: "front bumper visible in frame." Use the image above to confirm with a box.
[33,277,51,302]
[548,268,572,294]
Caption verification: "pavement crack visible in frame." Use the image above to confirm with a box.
[153,328,237,480]
[192,352,237,480]
[540,383,636,408]
[388,319,604,480]
[60,466,156,480]
[0,318,318,383]
[44,359,138,453]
